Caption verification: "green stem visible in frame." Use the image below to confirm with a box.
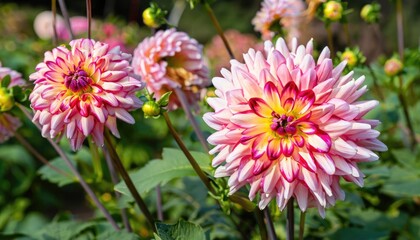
[326,24,334,58]
[174,87,209,152]
[204,2,235,60]
[14,132,72,179]
[103,131,156,232]
[88,138,103,181]
[163,112,215,194]
[343,22,350,45]
[286,199,294,240]
[254,208,268,240]
[16,104,120,230]
[299,211,306,240]
[397,76,417,148]
[263,208,277,240]
[103,147,132,232]
[367,65,385,101]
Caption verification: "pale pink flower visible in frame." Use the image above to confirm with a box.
[206,29,263,76]
[252,0,305,41]
[0,62,26,142]
[131,28,209,110]
[29,39,144,150]
[203,38,387,217]
[33,11,66,40]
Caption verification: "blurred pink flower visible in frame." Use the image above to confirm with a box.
[203,38,387,217]
[0,62,26,143]
[252,0,305,41]
[206,30,263,75]
[29,39,144,150]
[33,11,66,40]
[131,28,209,110]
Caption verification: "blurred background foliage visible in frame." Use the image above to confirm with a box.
[0,0,420,239]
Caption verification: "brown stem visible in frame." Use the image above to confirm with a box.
[286,199,294,240]
[204,2,235,60]
[16,104,120,230]
[86,0,92,39]
[174,87,209,152]
[14,132,72,178]
[103,147,132,232]
[58,0,74,40]
[103,131,156,232]
[263,208,277,240]
[299,211,306,240]
[396,0,404,61]
[163,112,215,194]
[156,185,164,221]
[51,0,58,45]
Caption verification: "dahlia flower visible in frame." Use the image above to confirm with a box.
[29,39,144,150]
[203,38,387,217]
[132,28,209,110]
[252,0,305,41]
[0,62,26,142]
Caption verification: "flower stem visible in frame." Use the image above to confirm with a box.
[88,138,103,182]
[396,0,404,61]
[86,0,92,39]
[14,132,72,179]
[254,209,268,240]
[174,87,209,152]
[103,146,132,232]
[58,0,74,40]
[286,199,294,240]
[17,103,120,230]
[263,208,277,240]
[156,185,164,221]
[168,0,186,26]
[163,112,215,194]
[343,22,350,46]
[397,76,417,148]
[51,0,58,46]
[326,24,334,58]
[203,2,235,60]
[367,65,384,101]
[103,131,156,232]
[299,211,306,240]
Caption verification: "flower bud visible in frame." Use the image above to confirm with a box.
[142,100,161,118]
[0,88,15,112]
[324,1,343,21]
[360,3,381,24]
[384,58,403,77]
[341,50,357,68]
[142,8,159,28]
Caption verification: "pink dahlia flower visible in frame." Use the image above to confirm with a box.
[203,38,387,217]
[0,62,26,142]
[29,39,144,150]
[132,28,209,110]
[252,0,305,41]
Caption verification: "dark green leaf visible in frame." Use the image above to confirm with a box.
[1,75,11,88]
[156,219,206,240]
[37,157,76,187]
[115,148,211,196]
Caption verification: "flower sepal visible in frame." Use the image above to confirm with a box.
[141,91,172,119]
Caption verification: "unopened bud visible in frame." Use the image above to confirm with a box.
[0,88,15,112]
[341,51,357,68]
[142,8,159,28]
[384,58,403,77]
[361,3,381,24]
[142,100,161,118]
[324,1,343,21]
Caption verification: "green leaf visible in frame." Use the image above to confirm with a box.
[33,221,95,240]
[0,233,33,240]
[381,179,420,197]
[330,227,388,240]
[156,219,206,240]
[37,157,76,187]
[1,75,11,88]
[96,230,141,240]
[115,148,211,196]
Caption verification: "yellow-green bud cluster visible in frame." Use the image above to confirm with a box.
[384,58,403,77]
[0,87,15,112]
[323,1,343,21]
[142,3,167,29]
[141,91,171,119]
[360,3,381,24]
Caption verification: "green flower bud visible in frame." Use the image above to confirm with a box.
[384,58,403,77]
[324,1,343,21]
[142,8,159,28]
[360,3,381,24]
[142,100,161,118]
[0,88,15,112]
